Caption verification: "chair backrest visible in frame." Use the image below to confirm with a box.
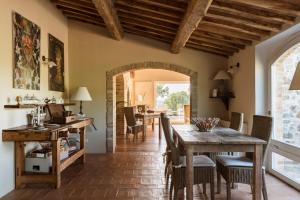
[137,105,146,113]
[247,115,273,162]
[229,112,244,132]
[124,106,137,127]
[161,114,181,165]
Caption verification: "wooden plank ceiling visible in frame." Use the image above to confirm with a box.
[50,0,300,57]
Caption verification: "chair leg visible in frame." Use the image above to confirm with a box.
[203,183,206,194]
[217,170,221,194]
[173,186,178,200]
[226,182,231,200]
[169,179,173,200]
[262,169,268,200]
[210,172,215,200]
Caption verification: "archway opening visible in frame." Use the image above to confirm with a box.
[106,62,197,153]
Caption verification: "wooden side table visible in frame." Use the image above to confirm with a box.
[2,118,93,189]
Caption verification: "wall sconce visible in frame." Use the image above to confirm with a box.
[42,56,57,68]
[228,62,240,74]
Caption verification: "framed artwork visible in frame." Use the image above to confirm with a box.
[13,12,41,90]
[48,34,64,92]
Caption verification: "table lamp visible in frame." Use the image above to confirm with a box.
[289,62,300,90]
[71,87,92,115]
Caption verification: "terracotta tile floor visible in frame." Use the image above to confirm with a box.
[2,126,300,200]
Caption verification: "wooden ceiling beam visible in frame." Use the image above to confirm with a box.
[206,11,281,32]
[212,0,296,24]
[122,22,235,55]
[52,0,95,10]
[92,0,124,40]
[118,14,241,52]
[203,14,271,36]
[199,22,261,41]
[115,4,180,25]
[66,15,105,27]
[115,0,184,19]
[187,41,234,55]
[194,30,252,46]
[62,10,103,22]
[138,0,187,12]
[209,5,284,27]
[171,0,213,53]
[189,35,241,51]
[221,0,300,16]
[118,12,179,31]
[120,18,176,36]
[186,43,231,57]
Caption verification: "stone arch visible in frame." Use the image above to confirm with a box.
[106,62,198,152]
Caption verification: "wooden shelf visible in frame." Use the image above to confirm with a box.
[209,96,235,110]
[4,103,76,109]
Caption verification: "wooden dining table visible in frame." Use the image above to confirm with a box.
[135,112,162,139]
[172,124,266,200]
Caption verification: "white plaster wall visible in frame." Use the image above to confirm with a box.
[0,0,68,197]
[68,21,228,153]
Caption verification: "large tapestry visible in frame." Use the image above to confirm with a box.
[48,34,64,92]
[13,12,40,90]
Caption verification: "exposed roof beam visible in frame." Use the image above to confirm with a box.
[203,15,271,36]
[213,0,296,24]
[206,11,281,32]
[222,0,300,16]
[194,30,252,46]
[199,22,261,41]
[92,0,124,40]
[209,4,286,26]
[171,0,213,53]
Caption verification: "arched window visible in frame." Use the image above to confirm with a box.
[270,43,300,189]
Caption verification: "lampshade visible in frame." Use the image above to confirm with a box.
[213,70,231,80]
[289,62,300,90]
[71,87,92,101]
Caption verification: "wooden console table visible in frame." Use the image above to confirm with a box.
[2,118,93,189]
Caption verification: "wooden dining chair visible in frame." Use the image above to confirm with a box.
[124,106,144,139]
[229,112,244,132]
[161,115,216,200]
[216,115,273,200]
[209,112,244,161]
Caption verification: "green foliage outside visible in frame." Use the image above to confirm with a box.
[164,91,189,111]
[157,85,169,98]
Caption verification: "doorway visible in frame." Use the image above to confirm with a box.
[106,62,198,153]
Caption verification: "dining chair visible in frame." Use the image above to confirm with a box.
[229,112,244,132]
[216,115,273,200]
[161,115,216,200]
[209,112,244,161]
[124,106,144,139]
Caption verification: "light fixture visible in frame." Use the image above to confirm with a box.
[213,70,231,80]
[289,62,300,90]
[42,55,57,68]
[227,62,240,74]
[71,87,92,115]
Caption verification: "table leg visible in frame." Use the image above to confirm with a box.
[79,127,86,163]
[253,144,263,200]
[159,117,161,139]
[52,139,61,189]
[186,147,194,200]
[15,141,24,189]
[152,119,155,130]
[143,116,147,139]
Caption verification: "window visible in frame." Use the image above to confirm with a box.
[269,43,300,189]
[155,82,190,123]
